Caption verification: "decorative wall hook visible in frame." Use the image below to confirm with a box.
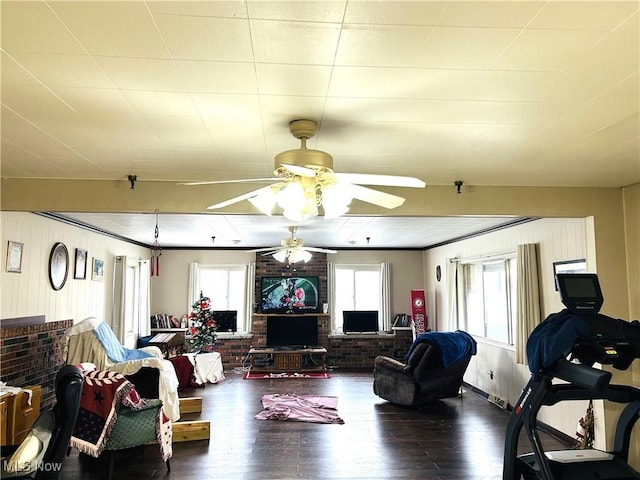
[454,180,464,194]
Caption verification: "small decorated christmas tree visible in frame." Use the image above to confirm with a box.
[187,292,217,352]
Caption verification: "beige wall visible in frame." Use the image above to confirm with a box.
[149,248,424,322]
[1,212,149,323]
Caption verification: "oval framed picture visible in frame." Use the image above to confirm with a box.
[435,265,442,282]
[49,242,69,290]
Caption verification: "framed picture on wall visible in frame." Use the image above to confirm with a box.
[48,242,69,290]
[92,257,104,281]
[6,241,24,273]
[74,248,88,279]
[553,258,587,290]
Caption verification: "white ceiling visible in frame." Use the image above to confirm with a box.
[50,212,531,249]
[2,1,638,248]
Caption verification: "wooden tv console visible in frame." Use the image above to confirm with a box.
[248,347,327,373]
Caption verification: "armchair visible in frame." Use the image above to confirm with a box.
[62,317,180,421]
[373,330,477,406]
[1,365,83,479]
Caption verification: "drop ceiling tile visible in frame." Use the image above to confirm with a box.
[256,64,332,96]
[492,29,608,72]
[328,66,411,98]
[464,71,556,102]
[192,93,262,119]
[247,0,346,22]
[145,116,214,150]
[121,91,201,117]
[336,24,432,67]
[414,26,520,69]
[10,53,115,89]
[437,2,544,28]
[176,61,258,94]
[251,19,342,64]
[1,84,82,125]
[149,1,249,18]
[530,2,639,31]
[403,68,485,99]
[51,5,170,58]
[1,52,47,87]
[343,1,445,25]
[1,2,85,55]
[95,57,186,91]
[155,14,253,62]
[203,117,267,152]
[53,87,140,117]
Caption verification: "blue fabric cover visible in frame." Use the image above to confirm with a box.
[93,321,152,362]
[404,330,477,367]
[526,309,590,380]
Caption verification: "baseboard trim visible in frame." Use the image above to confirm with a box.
[462,382,575,447]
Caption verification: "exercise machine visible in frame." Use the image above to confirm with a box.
[503,273,640,480]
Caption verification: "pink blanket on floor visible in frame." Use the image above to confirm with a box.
[255,393,344,424]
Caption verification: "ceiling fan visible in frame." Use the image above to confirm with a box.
[249,226,337,264]
[180,119,426,221]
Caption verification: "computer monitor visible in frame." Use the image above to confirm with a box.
[556,273,603,315]
[343,310,379,333]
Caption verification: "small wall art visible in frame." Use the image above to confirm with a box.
[6,240,24,273]
[74,248,88,280]
[92,257,104,281]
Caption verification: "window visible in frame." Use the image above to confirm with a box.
[189,264,250,334]
[333,264,385,332]
[462,257,517,344]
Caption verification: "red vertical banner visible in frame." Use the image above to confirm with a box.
[411,289,428,334]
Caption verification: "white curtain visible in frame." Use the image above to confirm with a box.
[381,262,391,330]
[445,259,461,332]
[516,243,542,365]
[244,262,255,333]
[327,261,336,331]
[139,259,151,337]
[112,256,126,342]
[187,261,199,313]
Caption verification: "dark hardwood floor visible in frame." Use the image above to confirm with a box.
[61,369,571,480]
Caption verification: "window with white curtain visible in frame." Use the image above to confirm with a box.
[188,263,251,334]
[333,264,385,332]
[461,258,517,344]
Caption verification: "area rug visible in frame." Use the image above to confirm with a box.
[243,371,330,379]
[255,393,344,424]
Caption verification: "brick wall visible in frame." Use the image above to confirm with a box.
[0,317,73,408]
[213,255,415,369]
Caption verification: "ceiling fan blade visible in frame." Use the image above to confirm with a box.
[247,247,280,253]
[281,163,316,177]
[206,185,277,210]
[335,173,425,188]
[179,178,278,186]
[303,246,338,254]
[347,184,406,209]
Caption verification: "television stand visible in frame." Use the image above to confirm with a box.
[248,347,327,373]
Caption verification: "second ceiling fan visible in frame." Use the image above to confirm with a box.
[181,119,426,221]
[249,226,336,264]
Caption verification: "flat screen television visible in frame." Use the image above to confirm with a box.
[343,310,379,333]
[266,316,318,348]
[213,310,237,332]
[260,276,320,313]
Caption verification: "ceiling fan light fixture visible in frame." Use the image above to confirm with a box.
[321,182,352,219]
[248,188,277,215]
[289,248,312,264]
[272,250,289,263]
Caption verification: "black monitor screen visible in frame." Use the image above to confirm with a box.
[213,310,237,332]
[556,273,603,314]
[343,310,379,333]
[266,316,318,348]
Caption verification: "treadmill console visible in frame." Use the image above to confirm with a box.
[556,273,603,315]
